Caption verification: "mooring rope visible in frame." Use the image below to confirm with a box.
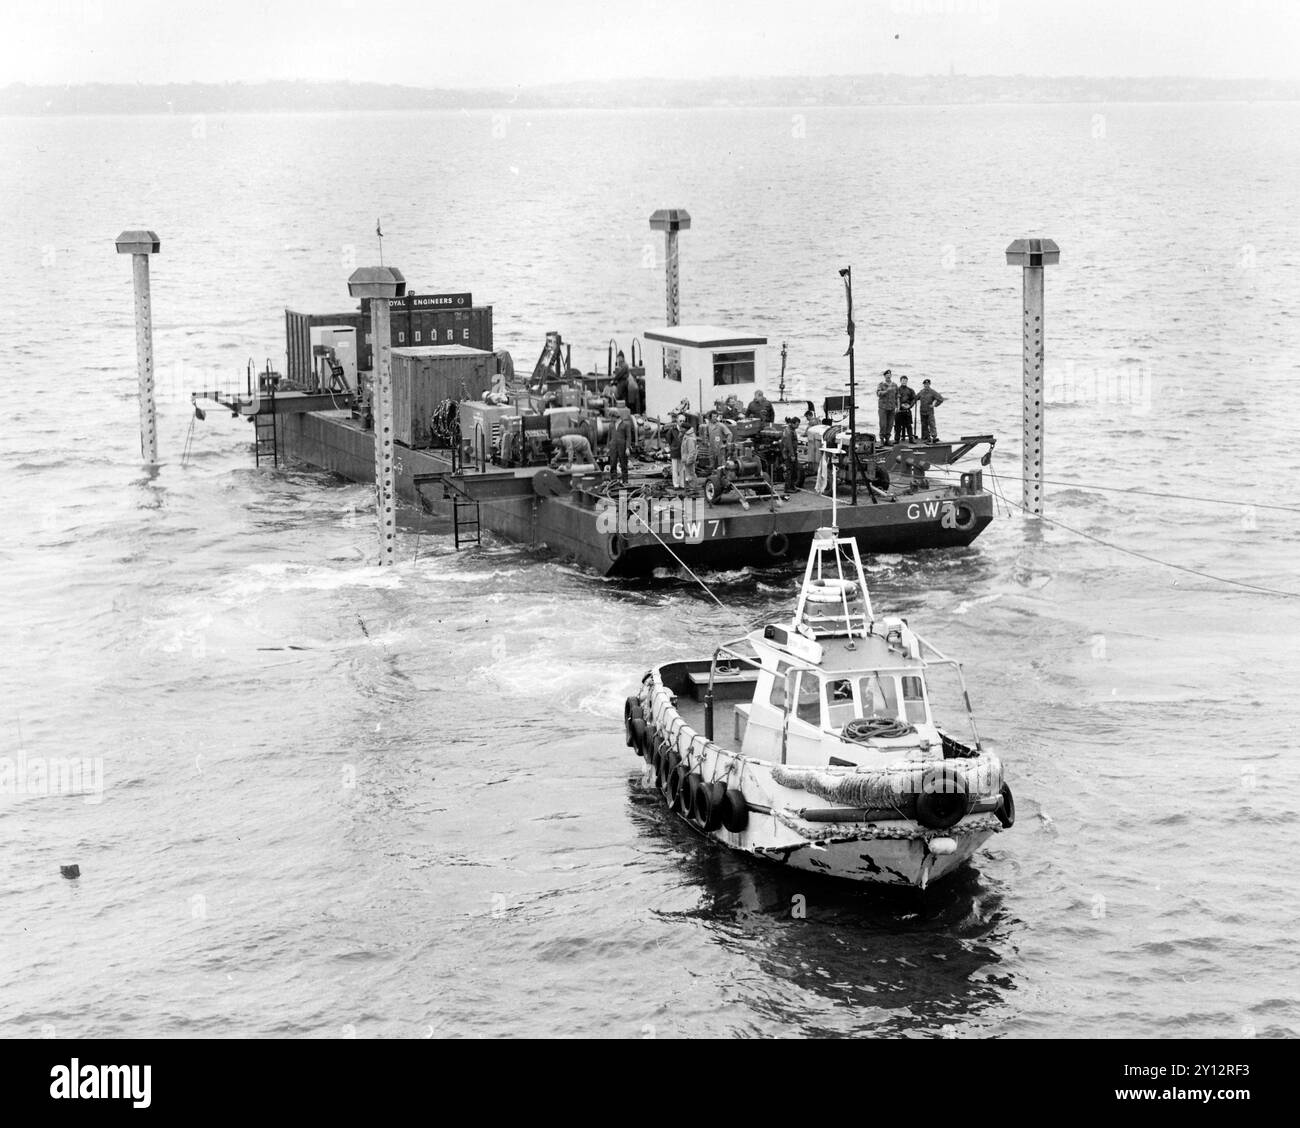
[625,509,736,616]
[998,492,1299,598]
[979,472,1300,516]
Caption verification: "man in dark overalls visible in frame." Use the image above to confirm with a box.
[894,375,917,442]
[917,379,945,442]
[779,417,800,501]
[607,410,633,485]
[876,370,897,445]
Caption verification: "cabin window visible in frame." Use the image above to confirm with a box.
[858,673,899,718]
[769,662,792,708]
[901,676,927,724]
[794,673,821,726]
[663,348,682,382]
[414,331,422,343]
[713,351,755,386]
[826,678,857,730]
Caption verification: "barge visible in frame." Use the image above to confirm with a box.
[196,297,999,576]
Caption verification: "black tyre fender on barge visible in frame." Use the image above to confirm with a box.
[764,531,790,559]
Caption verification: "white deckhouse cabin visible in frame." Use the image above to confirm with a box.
[642,325,769,420]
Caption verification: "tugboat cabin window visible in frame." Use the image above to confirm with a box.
[794,673,821,725]
[713,351,755,386]
[769,662,792,708]
[858,673,900,719]
[900,676,927,723]
[826,678,857,730]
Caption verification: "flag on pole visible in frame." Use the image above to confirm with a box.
[840,268,855,355]
[376,219,384,238]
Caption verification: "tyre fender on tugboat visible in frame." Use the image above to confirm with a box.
[720,789,749,833]
[915,765,972,830]
[667,762,689,810]
[624,697,643,746]
[629,718,647,758]
[996,781,1016,828]
[652,745,667,787]
[664,753,682,797]
[681,772,704,820]
[694,781,727,831]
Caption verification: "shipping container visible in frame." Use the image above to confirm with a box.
[354,299,493,370]
[391,346,495,448]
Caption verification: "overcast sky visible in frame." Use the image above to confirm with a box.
[5,0,1298,86]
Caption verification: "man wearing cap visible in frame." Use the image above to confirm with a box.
[917,379,945,442]
[876,370,898,445]
[894,375,917,442]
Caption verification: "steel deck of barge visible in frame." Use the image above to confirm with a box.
[275,406,994,575]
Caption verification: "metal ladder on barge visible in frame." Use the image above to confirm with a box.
[413,472,481,550]
[445,478,481,549]
[253,380,279,467]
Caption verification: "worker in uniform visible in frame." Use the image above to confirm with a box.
[607,411,634,485]
[549,432,595,469]
[703,411,732,470]
[680,421,699,491]
[779,416,800,502]
[746,390,775,424]
[894,375,917,442]
[876,369,897,445]
[665,414,686,490]
[917,379,945,442]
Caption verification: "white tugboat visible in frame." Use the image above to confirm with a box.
[623,450,1014,889]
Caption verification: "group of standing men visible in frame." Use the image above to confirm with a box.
[876,369,944,444]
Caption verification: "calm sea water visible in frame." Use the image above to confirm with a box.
[2,103,1298,1038]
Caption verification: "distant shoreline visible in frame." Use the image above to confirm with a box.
[5,101,1298,122]
[4,76,1298,116]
